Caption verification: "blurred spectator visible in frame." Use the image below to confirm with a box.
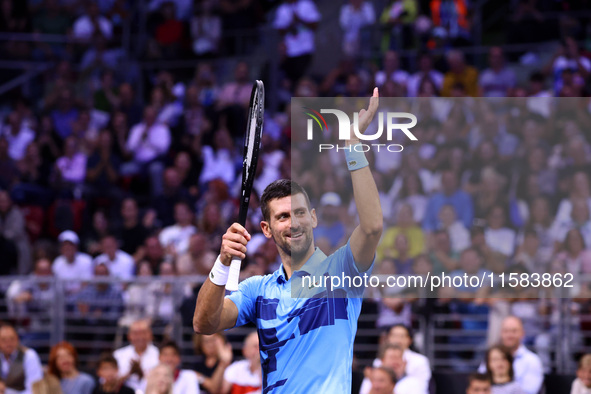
[85,130,122,204]
[221,332,261,394]
[374,50,409,88]
[423,169,473,231]
[72,3,113,41]
[0,323,43,393]
[117,83,143,127]
[0,111,35,162]
[143,364,173,394]
[441,50,479,97]
[190,1,221,56]
[553,229,591,275]
[145,261,191,325]
[93,235,135,281]
[175,233,215,276]
[137,236,165,274]
[383,325,431,385]
[82,210,112,257]
[52,230,93,293]
[0,138,19,191]
[379,0,418,51]
[116,198,151,257]
[479,316,543,394]
[428,229,459,273]
[198,129,236,188]
[466,373,492,394]
[80,35,124,83]
[216,62,252,110]
[381,203,425,263]
[122,106,171,196]
[430,0,471,46]
[273,0,321,83]
[484,345,525,393]
[484,205,516,257]
[50,88,79,140]
[339,0,375,57]
[548,37,590,95]
[219,0,257,55]
[367,366,396,394]
[192,333,232,394]
[313,192,346,252]
[6,258,54,332]
[437,204,470,254]
[407,52,443,97]
[391,174,428,224]
[158,201,197,258]
[153,168,192,228]
[93,354,135,394]
[362,344,427,394]
[149,2,184,59]
[48,342,95,394]
[572,354,591,394]
[53,136,87,197]
[158,341,199,394]
[120,261,154,327]
[0,191,31,275]
[479,47,516,97]
[114,320,159,391]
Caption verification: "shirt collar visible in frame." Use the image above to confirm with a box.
[276,247,327,284]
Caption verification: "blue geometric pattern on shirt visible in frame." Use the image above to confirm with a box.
[256,291,349,390]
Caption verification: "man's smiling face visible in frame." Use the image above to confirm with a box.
[261,193,317,261]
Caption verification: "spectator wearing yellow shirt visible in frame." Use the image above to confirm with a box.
[441,50,479,97]
[377,203,425,262]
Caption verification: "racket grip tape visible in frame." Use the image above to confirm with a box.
[226,257,242,291]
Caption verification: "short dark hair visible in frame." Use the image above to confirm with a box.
[260,179,310,221]
[467,372,491,386]
[160,340,181,356]
[97,353,118,369]
[373,366,397,385]
[485,345,515,381]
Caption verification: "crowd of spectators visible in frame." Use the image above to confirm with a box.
[0,0,591,393]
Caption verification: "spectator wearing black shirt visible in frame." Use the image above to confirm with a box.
[116,197,150,257]
[93,354,135,394]
[152,167,192,228]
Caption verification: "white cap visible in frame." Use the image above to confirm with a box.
[320,192,342,207]
[58,230,79,245]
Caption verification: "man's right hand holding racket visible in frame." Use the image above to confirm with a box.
[193,223,250,334]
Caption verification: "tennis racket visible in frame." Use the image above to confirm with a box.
[226,80,265,291]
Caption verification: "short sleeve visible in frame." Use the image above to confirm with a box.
[331,240,375,297]
[298,0,320,23]
[273,4,291,29]
[225,276,262,327]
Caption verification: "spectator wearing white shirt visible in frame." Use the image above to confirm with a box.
[372,325,431,388]
[114,320,160,391]
[479,47,516,97]
[123,106,171,196]
[367,366,396,394]
[479,316,543,394]
[54,137,88,197]
[158,341,200,394]
[159,201,197,258]
[52,231,93,294]
[199,128,236,188]
[72,3,113,41]
[339,0,375,57]
[572,354,591,394]
[374,50,409,89]
[93,235,135,281]
[0,111,35,161]
[550,37,591,95]
[222,332,261,394]
[484,205,516,257]
[273,0,321,83]
[407,53,443,97]
[0,323,43,394]
[361,345,427,394]
[551,197,591,248]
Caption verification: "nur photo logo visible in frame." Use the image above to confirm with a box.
[304,107,418,152]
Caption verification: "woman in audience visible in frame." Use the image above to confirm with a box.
[48,341,95,394]
[193,332,233,393]
[485,345,525,393]
[571,354,591,394]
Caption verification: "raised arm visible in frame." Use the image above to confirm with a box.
[193,223,250,334]
[348,88,383,272]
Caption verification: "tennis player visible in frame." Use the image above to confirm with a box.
[193,88,382,392]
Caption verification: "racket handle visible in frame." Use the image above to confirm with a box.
[226,257,242,291]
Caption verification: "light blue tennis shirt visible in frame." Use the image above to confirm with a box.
[226,240,373,393]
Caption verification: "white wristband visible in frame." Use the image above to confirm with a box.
[209,255,230,286]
